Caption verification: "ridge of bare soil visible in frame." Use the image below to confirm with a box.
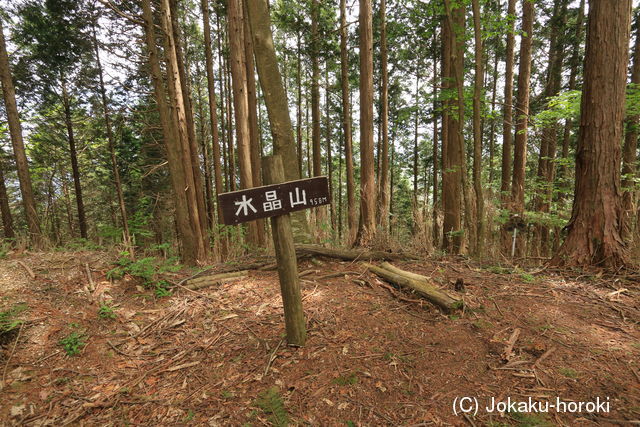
[0,250,638,426]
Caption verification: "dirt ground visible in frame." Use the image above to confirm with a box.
[0,250,638,426]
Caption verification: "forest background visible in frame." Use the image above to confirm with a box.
[0,0,638,270]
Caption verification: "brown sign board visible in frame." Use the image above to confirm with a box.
[218,176,330,225]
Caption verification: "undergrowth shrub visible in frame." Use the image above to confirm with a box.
[107,253,182,297]
[254,387,289,427]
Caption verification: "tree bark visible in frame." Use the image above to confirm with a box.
[363,263,460,312]
[142,0,201,264]
[441,0,465,253]
[310,0,326,232]
[558,0,585,204]
[377,0,390,234]
[622,11,640,240]
[161,0,209,258]
[0,156,15,239]
[297,29,303,180]
[499,0,517,254]
[228,0,259,247]
[295,244,415,261]
[471,0,484,256]
[533,0,568,256]
[354,0,376,246]
[243,2,266,246]
[488,38,499,183]
[311,0,321,182]
[60,75,87,240]
[215,13,228,193]
[413,74,420,210]
[202,0,228,254]
[169,0,209,242]
[501,0,516,202]
[339,0,357,245]
[92,23,130,249]
[432,28,439,248]
[224,33,236,192]
[509,0,534,258]
[245,0,311,240]
[325,65,336,230]
[551,0,631,268]
[0,17,41,247]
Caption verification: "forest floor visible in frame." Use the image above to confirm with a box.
[0,249,638,426]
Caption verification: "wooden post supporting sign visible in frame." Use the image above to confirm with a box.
[217,155,330,346]
[262,155,306,346]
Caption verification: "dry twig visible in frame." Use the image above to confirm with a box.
[17,261,35,279]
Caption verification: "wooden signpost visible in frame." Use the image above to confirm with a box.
[217,155,330,346]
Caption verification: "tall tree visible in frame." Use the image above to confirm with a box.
[228,0,259,246]
[243,2,265,246]
[552,0,631,268]
[201,0,227,254]
[310,0,326,230]
[510,0,533,257]
[0,155,14,239]
[441,0,465,253]
[91,19,130,249]
[558,0,585,202]
[245,0,310,239]
[60,75,87,239]
[15,0,93,240]
[354,0,376,246]
[432,29,439,247]
[377,0,390,233]
[339,0,356,244]
[501,0,516,201]
[142,0,204,263]
[161,0,209,256]
[169,0,208,241]
[500,0,517,253]
[621,10,640,240]
[533,0,568,256]
[0,16,41,246]
[471,0,484,255]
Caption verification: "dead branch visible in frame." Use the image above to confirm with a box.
[183,271,247,290]
[363,263,461,313]
[502,328,521,362]
[296,244,419,262]
[17,261,35,279]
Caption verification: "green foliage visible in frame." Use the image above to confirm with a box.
[332,372,359,386]
[0,240,13,259]
[63,238,104,252]
[98,303,117,319]
[59,329,86,356]
[452,300,465,310]
[183,409,195,422]
[0,303,28,334]
[534,90,581,127]
[107,254,180,298]
[485,265,511,275]
[221,390,235,399]
[509,410,553,427]
[559,367,578,378]
[520,273,536,283]
[536,84,640,128]
[254,387,289,427]
[153,280,172,298]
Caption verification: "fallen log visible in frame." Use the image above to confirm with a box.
[379,262,433,282]
[295,244,417,261]
[183,271,247,290]
[363,263,461,313]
